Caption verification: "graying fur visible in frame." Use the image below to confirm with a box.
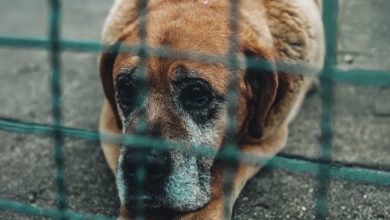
[116,98,226,211]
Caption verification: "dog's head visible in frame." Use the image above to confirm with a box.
[100,2,290,213]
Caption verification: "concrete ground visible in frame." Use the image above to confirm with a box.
[0,0,389,219]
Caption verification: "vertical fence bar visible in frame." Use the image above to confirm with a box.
[133,0,148,219]
[48,0,67,218]
[315,0,339,219]
[223,0,240,219]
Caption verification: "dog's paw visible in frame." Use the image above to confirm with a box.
[179,211,224,220]
[178,198,228,220]
[117,206,132,220]
[117,217,129,220]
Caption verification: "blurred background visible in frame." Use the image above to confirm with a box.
[0,0,389,219]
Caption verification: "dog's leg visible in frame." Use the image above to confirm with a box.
[180,125,288,220]
[99,99,121,174]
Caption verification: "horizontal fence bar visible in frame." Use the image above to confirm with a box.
[279,153,390,173]
[0,199,113,220]
[268,157,390,187]
[0,36,49,49]
[1,117,390,186]
[334,68,390,86]
[1,35,389,86]
[0,35,315,74]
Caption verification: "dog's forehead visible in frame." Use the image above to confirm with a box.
[111,3,248,94]
[147,3,231,54]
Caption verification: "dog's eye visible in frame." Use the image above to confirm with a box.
[181,84,212,109]
[116,70,137,116]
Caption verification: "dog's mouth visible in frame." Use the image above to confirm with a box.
[122,196,182,219]
[125,194,174,210]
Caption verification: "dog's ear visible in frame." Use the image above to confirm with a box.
[242,47,279,140]
[99,43,123,129]
[240,34,297,142]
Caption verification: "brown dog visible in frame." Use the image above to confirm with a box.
[99,0,324,219]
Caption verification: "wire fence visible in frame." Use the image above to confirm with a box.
[0,0,390,219]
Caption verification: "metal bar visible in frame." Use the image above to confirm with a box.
[278,153,390,173]
[268,156,390,187]
[1,118,390,186]
[133,0,149,218]
[0,199,113,220]
[334,68,390,86]
[0,35,317,75]
[315,0,339,219]
[1,36,389,86]
[48,0,67,218]
[221,0,241,219]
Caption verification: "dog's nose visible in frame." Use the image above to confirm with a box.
[122,149,170,182]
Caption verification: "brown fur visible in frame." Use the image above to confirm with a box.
[99,0,324,219]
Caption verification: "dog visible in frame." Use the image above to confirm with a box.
[98,0,324,219]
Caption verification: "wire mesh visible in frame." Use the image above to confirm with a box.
[0,0,390,220]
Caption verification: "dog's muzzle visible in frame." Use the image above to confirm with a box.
[117,146,212,212]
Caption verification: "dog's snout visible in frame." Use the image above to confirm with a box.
[122,149,170,182]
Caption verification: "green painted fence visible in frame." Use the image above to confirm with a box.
[0,0,389,219]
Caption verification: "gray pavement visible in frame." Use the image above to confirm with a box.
[0,0,389,219]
